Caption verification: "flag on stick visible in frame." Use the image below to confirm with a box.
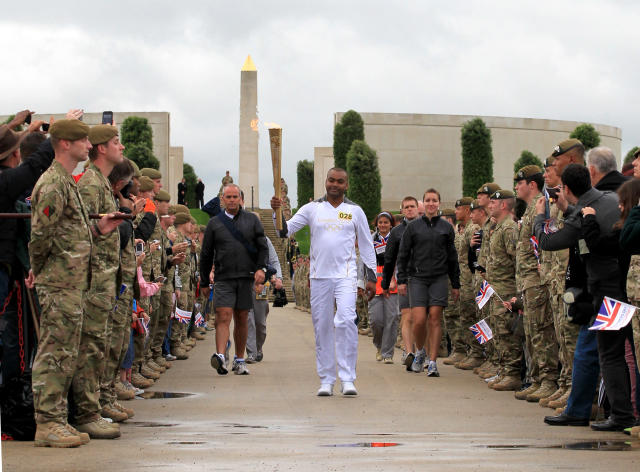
[174,307,192,324]
[475,280,495,309]
[589,297,636,331]
[470,319,493,344]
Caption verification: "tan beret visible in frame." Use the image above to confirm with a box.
[139,176,155,192]
[174,212,191,225]
[552,138,583,157]
[49,119,90,141]
[168,205,180,215]
[141,167,162,179]
[440,208,456,218]
[470,199,483,210]
[88,124,118,145]
[477,182,500,196]
[175,204,190,214]
[455,197,473,207]
[514,165,543,181]
[129,159,141,178]
[155,189,171,202]
[490,189,515,200]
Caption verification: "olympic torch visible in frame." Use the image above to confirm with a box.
[268,125,283,231]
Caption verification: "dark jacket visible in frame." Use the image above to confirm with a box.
[381,218,410,290]
[200,208,268,284]
[620,205,640,255]
[596,170,628,192]
[396,215,460,288]
[202,196,221,218]
[0,139,54,276]
[195,181,205,198]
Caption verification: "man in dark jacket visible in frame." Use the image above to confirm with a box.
[381,196,420,368]
[177,178,186,205]
[201,184,268,376]
[536,162,634,431]
[396,189,460,377]
[195,178,205,209]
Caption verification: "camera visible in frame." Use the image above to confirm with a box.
[135,242,144,256]
[546,186,559,200]
[563,287,594,325]
[41,123,50,132]
[121,180,133,199]
[102,111,113,125]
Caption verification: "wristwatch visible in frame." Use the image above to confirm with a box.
[260,267,267,273]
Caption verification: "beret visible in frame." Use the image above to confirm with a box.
[477,182,500,196]
[49,119,90,141]
[168,205,180,215]
[544,156,556,168]
[155,189,171,202]
[490,189,515,200]
[174,212,191,225]
[141,167,162,179]
[190,217,197,225]
[470,199,483,210]
[129,159,141,178]
[88,124,118,145]
[455,197,473,207]
[440,208,456,218]
[139,176,155,192]
[552,138,583,157]
[514,165,543,181]
[175,204,190,214]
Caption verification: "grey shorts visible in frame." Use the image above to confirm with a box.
[399,293,411,310]
[214,279,254,311]
[408,275,449,308]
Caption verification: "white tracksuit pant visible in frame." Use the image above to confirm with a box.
[310,277,358,385]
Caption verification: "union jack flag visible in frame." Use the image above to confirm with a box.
[174,307,192,324]
[475,280,495,309]
[530,236,540,265]
[543,219,559,234]
[195,312,205,327]
[470,319,493,344]
[589,297,637,331]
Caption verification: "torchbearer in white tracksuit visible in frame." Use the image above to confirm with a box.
[271,168,377,396]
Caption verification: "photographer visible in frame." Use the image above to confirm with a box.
[535,161,634,431]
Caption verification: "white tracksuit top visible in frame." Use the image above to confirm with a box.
[277,196,377,280]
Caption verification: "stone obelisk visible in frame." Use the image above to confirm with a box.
[239,55,259,208]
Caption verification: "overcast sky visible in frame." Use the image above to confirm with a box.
[3,1,639,206]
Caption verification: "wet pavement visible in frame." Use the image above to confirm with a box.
[2,305,639,471]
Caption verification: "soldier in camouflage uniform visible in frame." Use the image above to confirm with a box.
[171,211,194,353]
[440,208,460,358]
[218,170,234,203]
[459,183,499,374]
[539,157,579,408]
[30,120,121,447]
[444,198,475,365]
[514,165,558,402]
[484,190,522,391]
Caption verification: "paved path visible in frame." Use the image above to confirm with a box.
[3,305,639,471]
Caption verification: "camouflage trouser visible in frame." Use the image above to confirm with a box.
[491,296,522,377]
[631,301,640,374]
[73,296,111,423]
[460,292,482,358]
[150,291,173,360]
[134,296,150,368]
[474,275,494,362]
[100,291,133,407]
[171,292,190,345]
[356,292,369,328]
[143,295,162,362]
[32,287,84,424]
[550,285,580,388]
[524,285,559,383]
[444,294,464,354]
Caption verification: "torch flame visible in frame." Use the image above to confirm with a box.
[264,122,282,129]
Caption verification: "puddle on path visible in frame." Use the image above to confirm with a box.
[321,442,401,448]
[128,421,179,427]
[136,391,194,400]
[221,423,268,429]
[167,441,207,445]
[483,440,639,451]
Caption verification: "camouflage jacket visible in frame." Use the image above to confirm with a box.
[541,201,569,293]
[628,255,640,303]
[486,216,518,297]
[135,202,164,281]
[477,218,495,270]
[174,231,192,292]
[79,163,120,308]
[458,221,479,296]
[516,193,543,292]
[29,160,92,290]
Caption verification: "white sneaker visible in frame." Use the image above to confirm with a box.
[341,381,358,396]
[234,361,250,375]
[317,384,334,396]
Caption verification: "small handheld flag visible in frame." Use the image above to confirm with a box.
[470,319,493,344]
[589,297,636,331]
[475,280,495,309]
[174,307,192,324]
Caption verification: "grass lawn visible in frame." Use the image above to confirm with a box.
[190,208,210,226]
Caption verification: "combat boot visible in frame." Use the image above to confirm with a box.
[114,402,135,419]
[34,422,83,448]
[629,426,640,438]
[515,382,540,400]
[115,381,135,400]
[456,356,484,370]
[74,417,121,439]
[539,387,565,407]
[527,380,557,403]
[147,360,166,373]
[479,364,499,379]
[548,389,571,409]
[473,360,492,374]
[174,346,189,360]
[140,364,160,380]
[101,404,129,423]
[131,372,154,389]
[65,424,90,445]
[155,356,171,369]
[181,341,193,351]
[491,376,522,391]
[443,352,466,366]
[191,331,205,341]
[185,338,196,347]
[487,375,503,389]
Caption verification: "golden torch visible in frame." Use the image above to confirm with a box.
[268,124,283,231]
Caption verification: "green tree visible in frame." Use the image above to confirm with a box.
[461,118,493,197]
[125,143,159,170]
[570,123,600,150]
[624,146,639,165]
[333,110,364,170]
[183,163,198,208]
[296,159,314,207]
[2,115,24,131]
[513,150,544,174]
[346,140,381,221]
[120,116,159,169]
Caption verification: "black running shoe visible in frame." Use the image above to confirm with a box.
[404,352,415,372]
[210,353,228,375]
